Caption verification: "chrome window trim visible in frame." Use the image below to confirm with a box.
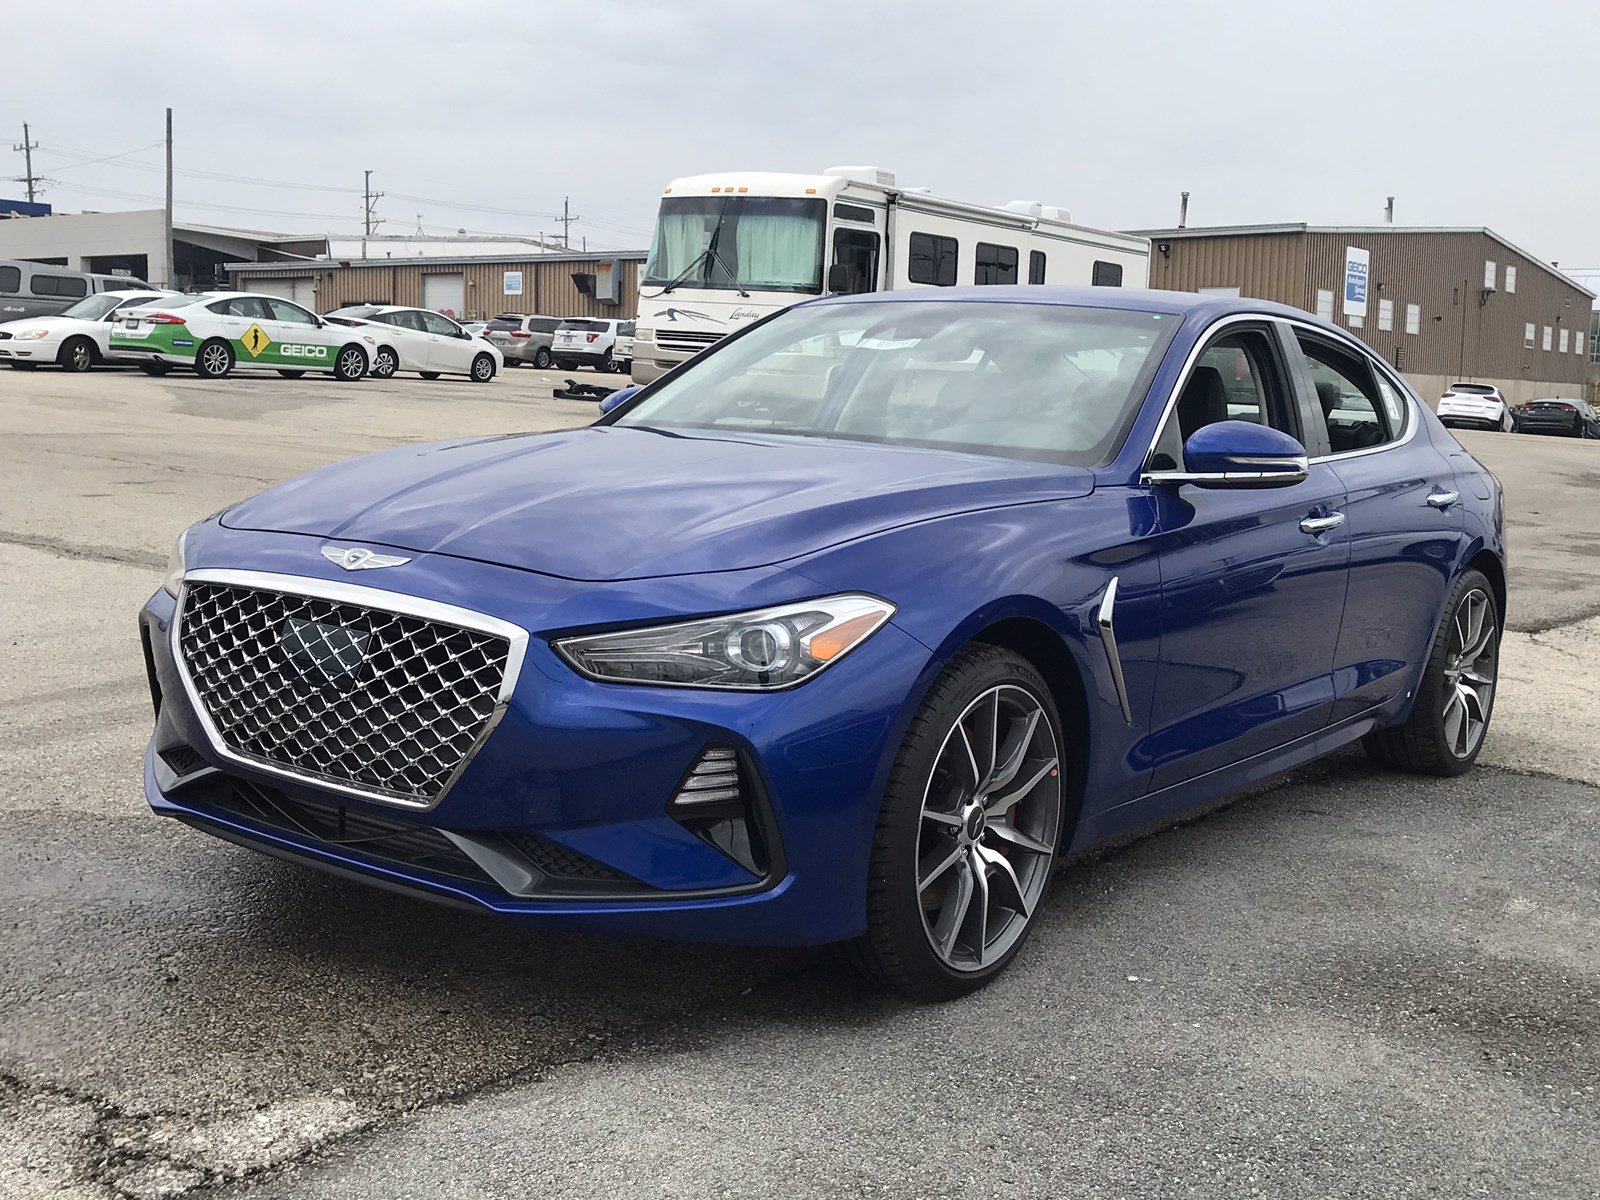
[1138,312,1418,476]
[169,568,529,812]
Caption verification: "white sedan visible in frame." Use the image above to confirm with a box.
[0,289,181,372]
[325,305,503,382]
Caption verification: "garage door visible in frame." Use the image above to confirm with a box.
[421,273,465,319]
[248,277,316,308]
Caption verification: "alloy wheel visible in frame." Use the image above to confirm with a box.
[339,349,364,378]
[70,342,91,370]
[1442,588,1496,758]
[201,344,229,375]
[917,685,1061,972]
[375,349,397,378]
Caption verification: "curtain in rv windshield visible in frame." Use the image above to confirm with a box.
[645,206,714,282]
[732,207,824,290]
[645,196,826,290]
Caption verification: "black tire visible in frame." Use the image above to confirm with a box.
[533,347,552,369]
[276,370,306,379]
[420,371,441,380]
[58,336,96,373]
[333,344,367,382]
[1364,568,1499,777]
[372,346,399,379]
[846,644,1067,1000]
[599,350,619,373]
[138,361,170,377]
[555,360,575,372]
[470,353,496,383]
[194,339,234,379]
[503,358,521,368]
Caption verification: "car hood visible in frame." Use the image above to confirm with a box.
[221,426,1094,581]
[0,315,85,335]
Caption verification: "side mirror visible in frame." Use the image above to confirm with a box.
[1148,420,1308,489]
[599,385,639,415]
[826,263,852,294]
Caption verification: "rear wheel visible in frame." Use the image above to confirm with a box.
[194,339,234,379]
[138,361,170,377]
[533,347,552,369]
[58,337,96,372]
[1364,568,1498,777]
[276,370,306,379]
[471,353,496,383]
[333,344,367,381]
[419,371,441,380]
[848,645,1065,1000]
[372,347,398,379]
[599,350,619,373]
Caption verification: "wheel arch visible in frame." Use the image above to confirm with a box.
[1466,546,1507,624]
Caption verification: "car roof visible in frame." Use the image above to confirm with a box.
[811,284,1343,328]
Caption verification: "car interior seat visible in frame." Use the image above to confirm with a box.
[1177,365,1229,439]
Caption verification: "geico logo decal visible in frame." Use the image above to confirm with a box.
[281,344,330,359]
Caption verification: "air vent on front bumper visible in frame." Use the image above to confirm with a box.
[655,329,724,355]
[667,744,769,878]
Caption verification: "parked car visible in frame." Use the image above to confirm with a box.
[1436,383,1513,432]
[612,320,637,374]
[1513,397,1600,439]
[483,313,563,369]
[140,287,1504,1001]
[0,259,156,321]
[552,317,628,372]
[325,305,502,382]
[0,288,181,371]
[111,292,377,380]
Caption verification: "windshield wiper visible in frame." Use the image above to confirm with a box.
[648,247,713,296]
[703,219,750,297]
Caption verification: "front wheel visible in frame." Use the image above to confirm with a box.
[470,353,496,382]
[848,645,1066,1000]
[333,344,367,381]
[58,337,96,372]
[194,339,234,379]
[1365,568,1498,776]
[372,347,398,379]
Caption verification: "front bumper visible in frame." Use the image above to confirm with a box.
[0,334,58,360]
[139,528,932,945]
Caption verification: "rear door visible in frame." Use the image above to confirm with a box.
[376,310,427,370]
[1291,330,1460,723]
[1144,320,1351,788]
[219,296,273,362]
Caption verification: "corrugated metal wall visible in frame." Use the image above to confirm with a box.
[232,257,642,322]
[1149,230,1590,391]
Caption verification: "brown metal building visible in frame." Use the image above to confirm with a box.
[1135,224,1594,405]
[227,250,646,324]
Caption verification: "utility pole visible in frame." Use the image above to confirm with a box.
[164,109,173,288]
[558,196,580,249]
[362,169,383,259]
[13,123,41,203]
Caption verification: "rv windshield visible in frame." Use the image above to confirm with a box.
[644,196,827,293]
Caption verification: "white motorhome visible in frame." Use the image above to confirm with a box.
[631,166,1150,383]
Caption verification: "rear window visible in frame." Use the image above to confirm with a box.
[32,274,89,298]
[531,317,561,332]
[1528,400,1574,409]
[559,320,606,331]
[486,317,524,331]
[1448,383,1495,394]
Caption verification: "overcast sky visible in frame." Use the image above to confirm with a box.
[6,1,1599,285]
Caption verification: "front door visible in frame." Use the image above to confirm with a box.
[1144,323,1351,789]
[419,310,471,372]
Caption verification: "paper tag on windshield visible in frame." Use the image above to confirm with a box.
[856,337,921,351]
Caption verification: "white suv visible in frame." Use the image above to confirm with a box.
[552,318,629,373]
[1437,383,1513,432]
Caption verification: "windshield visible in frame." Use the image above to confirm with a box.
[615,300,1178,465]
[643,196,827,293]
[58,294,125,320]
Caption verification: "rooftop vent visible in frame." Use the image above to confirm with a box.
[824,165,897,188]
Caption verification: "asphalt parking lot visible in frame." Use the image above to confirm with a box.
[1,365,1597,1199]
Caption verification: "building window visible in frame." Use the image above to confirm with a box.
[1484,260,1497,289]
[1505,265,1517,294]
[1525,323,1536,349]
[1378,299,1394,331]
[907,233,958,286]
[1405,304,1420,335]
[1315,289,1334,321]
[1543,325,1553,351]
[1028,250,1046,285]
[1092,260,1124,287]
[1560,328,1570,353]
[974,242,1019,285]
[1348,313,1364,329]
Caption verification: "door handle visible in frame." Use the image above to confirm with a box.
[1299,512,1346,535]
[1426,489,1460,509]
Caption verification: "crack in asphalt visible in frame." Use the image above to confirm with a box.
[0,530,164,571]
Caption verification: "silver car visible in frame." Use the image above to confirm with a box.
[483,313,563,369]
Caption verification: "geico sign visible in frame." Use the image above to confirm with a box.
[282,344,330,359]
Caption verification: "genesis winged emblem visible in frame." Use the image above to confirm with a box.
[320,545,411,571]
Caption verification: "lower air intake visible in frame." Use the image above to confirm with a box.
[668,744,769,878]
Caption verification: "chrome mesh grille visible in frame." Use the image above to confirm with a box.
[654,329,723,355]
[177,582,510,804]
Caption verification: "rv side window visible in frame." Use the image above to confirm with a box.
[1028,251,1047,285]
[1091,261,1124,288]
[0,265,18,293]
[33,274,89,299]
[834,203,875,225]
[974,243,1019,286]
[831,227,880,295]
[908,233,958,287]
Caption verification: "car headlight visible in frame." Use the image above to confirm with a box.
[555,594,895,690]
[160,530,188,597]
[17,329,49,340]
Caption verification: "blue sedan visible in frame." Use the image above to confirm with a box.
[139,287,1504,999]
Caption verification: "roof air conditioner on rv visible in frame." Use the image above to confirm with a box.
[823,165,897,188]
[1004,200,1073,223]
